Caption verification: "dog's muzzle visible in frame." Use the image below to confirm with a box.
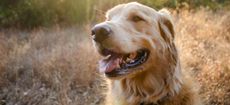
[91,23,112,43]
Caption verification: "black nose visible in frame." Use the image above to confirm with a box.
[91,24,111,42]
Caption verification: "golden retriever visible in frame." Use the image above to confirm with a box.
[91,2,202,105]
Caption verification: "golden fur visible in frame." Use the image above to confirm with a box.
[93,2,202,105]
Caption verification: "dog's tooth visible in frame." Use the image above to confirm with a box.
[122,60,126,64]
[104,55,111,60]
[126,58,131,62]
[130,60,135,63]
[117,64,120,68]
[117,60,121,68]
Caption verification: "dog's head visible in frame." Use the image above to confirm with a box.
[91,2,177,80]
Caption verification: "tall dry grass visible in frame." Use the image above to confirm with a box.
[0,9,229,105]
[0,26,105,105]
[174,8,230,105]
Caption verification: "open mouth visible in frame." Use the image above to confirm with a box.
[99,48,150,77]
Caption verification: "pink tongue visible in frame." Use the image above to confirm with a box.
[99,57,120,73]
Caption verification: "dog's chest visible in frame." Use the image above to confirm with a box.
[110,81,151,105]
[110,80,170,105]
[110,81,128,105]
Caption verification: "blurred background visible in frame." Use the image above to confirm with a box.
[0,0,229,105]
[0,0,229,28]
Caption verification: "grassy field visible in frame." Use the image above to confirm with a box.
[0,9,230,105]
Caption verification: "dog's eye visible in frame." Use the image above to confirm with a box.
[131,15,144,22]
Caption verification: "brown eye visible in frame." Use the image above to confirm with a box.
[132,15,144,22]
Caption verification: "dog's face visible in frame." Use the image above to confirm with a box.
[91,2,176,79]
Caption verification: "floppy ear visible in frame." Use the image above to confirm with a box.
[158,9,178,69]
[158,9,175,43]
[158,10,182,95]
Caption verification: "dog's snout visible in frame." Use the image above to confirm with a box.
[91,24,111,42]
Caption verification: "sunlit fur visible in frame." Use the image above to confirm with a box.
[94,2,202,105]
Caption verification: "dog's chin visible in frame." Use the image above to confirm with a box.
[104,66,147,80]
[97,47,150,80]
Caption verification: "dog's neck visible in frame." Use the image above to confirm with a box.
[110,62,183,104]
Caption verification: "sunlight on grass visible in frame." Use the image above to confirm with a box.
[0,0,230,105]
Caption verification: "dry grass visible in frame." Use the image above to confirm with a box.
[174,8,230,105]
[0,27,105,105]
[0,9,229,105]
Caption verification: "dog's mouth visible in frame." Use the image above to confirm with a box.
[99,48,150,77]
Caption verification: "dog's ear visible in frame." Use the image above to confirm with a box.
[158,10,181,95]
[158,9,175,43]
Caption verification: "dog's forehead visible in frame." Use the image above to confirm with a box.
[106,2,158,20]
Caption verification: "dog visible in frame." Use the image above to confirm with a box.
[91,2,202,105]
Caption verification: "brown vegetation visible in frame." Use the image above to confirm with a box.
[0,27,105,105]
[174,9,230,105]
[0,9,229,105]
